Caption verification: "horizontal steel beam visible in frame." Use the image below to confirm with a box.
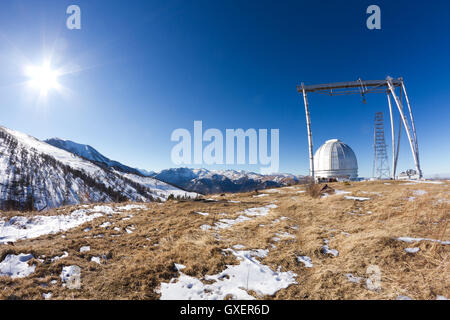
[297,77,403,93]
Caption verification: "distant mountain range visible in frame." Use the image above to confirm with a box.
[0,125,305,211]
[45,139,305,194]
[152,168,305,194]
[0,126,197,211]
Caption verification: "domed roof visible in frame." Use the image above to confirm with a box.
[313,139,358,179]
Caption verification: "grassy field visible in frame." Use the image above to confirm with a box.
[0,180,449,300]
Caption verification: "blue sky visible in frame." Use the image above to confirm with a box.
[0,0,449,177]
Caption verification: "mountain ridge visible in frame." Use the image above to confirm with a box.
[0,125,197,211]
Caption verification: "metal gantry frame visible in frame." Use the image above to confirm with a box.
[297,76,422,180]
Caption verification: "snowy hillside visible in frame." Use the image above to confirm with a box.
[0,126,196,211]
[153,168,305,194]
[45,138,142,175]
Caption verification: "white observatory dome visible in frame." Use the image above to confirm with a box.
[313,139,358,180]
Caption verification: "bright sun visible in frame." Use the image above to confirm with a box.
[25,63,60,96]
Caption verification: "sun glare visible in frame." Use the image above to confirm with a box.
[25,63,60,96]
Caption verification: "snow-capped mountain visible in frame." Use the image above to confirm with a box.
[44,139,305,195]
[152,168,305,194]
[0,126,197,211]
[45,138,144,176]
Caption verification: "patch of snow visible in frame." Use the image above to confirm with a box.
[43,292,52,300]
[413,190,427,196]
[396,295,413,300]
[79,246,90,253]
[0,206,120,244]
[396,237,450,245]
[232,244,246,249]
[345,273,363,283]
[91,257,101,264]
[405,247,420,253]
[194,212,209,216]
[228,200,241,203]
[0,254,35,279]
[116,204,147,211]
[51,251,68,262]
[436,295,448,300]
[274,232,295,240]
[335,189,351,195]
[60,265,81,284]
[344,196,371,201]
[296,256,313,268]
[174,263,186,271]
[159,249,297,300]
[200,224,212,231]
[265,189,282,193]
[100,222,112,228]
[253,194,269,198]
[321,240,339,257]
[406,180,443,185]
[214,215,252,229]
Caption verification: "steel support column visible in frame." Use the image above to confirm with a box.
[301,84,314,179]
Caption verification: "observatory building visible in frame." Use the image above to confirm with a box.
[313,139,358,180]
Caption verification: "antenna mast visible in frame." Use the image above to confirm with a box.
[373,112,390,179]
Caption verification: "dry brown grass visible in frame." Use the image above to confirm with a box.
[0,180,449,300]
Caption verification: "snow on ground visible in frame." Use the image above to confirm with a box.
[253,194,269,198]
[406,180,444,185]
[405,247,420,253]
[201,204,278,231]
[396,237,450,245]
[0,205,142,244]
[321,240,339,257]
[79,246,90,253]
[228,200,241,203]
[159,249,297,300]
[344,273,364,283]
[396,295,413,300]
[0,209,104,244]
[51,251,68,262]
[60,265,81,284]
[274,232,295,240]
[194,212,209,216]
[335,190,351,195]
[243,204,277,216]
[296,256,313,268]
[0,254,35,279]
[43,292,52,300]
[265,189,282,193]
[116,204,147,211]
[214,215,252,229]
[100,222,112,228]
[91,257,101,264]
[174,263,186,271]
[344,196,371,201]
[413,190,427,196]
